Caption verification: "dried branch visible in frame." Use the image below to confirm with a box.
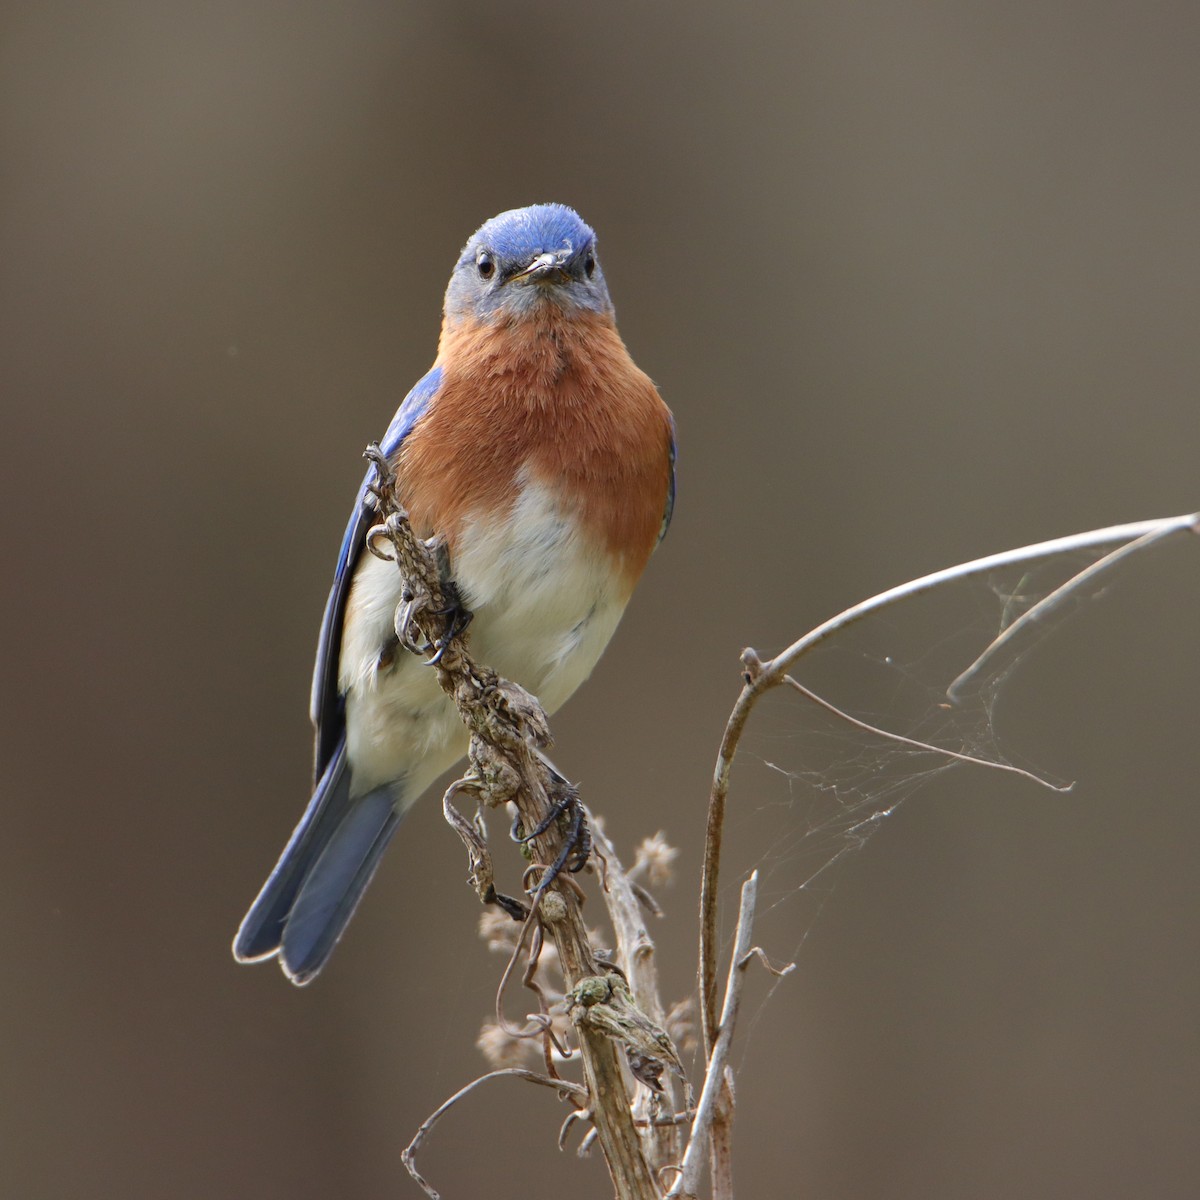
[364,445,670,1200]
[698,655,766,1057]
[589,816,687,1175]
[402,1069,588,1200]
[440,779,527,920]
[946,519,1194,700]
[669,872,764,1199]
[769,511,1199,685]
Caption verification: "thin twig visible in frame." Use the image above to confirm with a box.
[440,779,528,920]
[490,896,553,1042]
[402,1069,588,1199]
[670,872,762,1199]
[589,814,686,1174]
[521,923,572,1070]
[698,656,766,1057]
[768,512,1199,684]
[947,521,1195,700]
[559,1107,591,1151]
[738,946,795,977]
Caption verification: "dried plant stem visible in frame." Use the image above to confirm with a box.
[769,511,1198,684]
[670,872,761,1199]
[946,519,1194,700]
[698,657,768,1056]
[589,815,683,1174]
[403,1070,588,1200]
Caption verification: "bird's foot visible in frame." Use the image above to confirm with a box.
[393,582,435,654]
[363,442,398,510]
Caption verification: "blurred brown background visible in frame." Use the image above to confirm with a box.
[3,2,1198,1197]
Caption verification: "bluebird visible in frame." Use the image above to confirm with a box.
[233,204,676,984]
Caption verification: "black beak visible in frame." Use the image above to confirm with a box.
[508,252,571,285]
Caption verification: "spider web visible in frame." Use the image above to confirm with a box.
[714,551,1101,995]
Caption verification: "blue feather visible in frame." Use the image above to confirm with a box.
[278,783,403,985]
[233,740,353,962]
[309,366,443,775]
[233,739,406,983]
[457,203,595,268]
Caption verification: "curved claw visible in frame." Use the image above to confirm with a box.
[394,589,432,654]
[366,523,397,561]
[512,788,576,844]
[426,636,453,666]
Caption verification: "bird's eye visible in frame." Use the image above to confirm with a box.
[476,252,495,280]
[584,253,596,279]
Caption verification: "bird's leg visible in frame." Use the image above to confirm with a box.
[363,454,473,666]
[363,441,398,510]
[366,503,437,656]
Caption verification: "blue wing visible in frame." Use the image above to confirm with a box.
[309,366,444,778]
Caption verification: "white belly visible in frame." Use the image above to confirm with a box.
[339,480,628,796]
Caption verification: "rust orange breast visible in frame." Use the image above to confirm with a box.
[396,309,674,587]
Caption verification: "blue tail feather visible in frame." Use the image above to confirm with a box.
[233,740,404,983]
[280,789,401,985]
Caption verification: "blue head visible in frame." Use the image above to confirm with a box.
[443,204,614,325]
